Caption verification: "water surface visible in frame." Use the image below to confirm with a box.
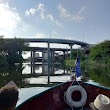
[0,63,110,106]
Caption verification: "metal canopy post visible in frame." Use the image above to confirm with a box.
[33,50,35,74]
[70,44,73,74]
[31,50,33,74]
[47,42,50,84]
[42,50,44,74]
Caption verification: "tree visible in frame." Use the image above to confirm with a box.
[0,37,29,65]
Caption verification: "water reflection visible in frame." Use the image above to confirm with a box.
[0,65,23,87]
[0,63,70,88]
[0,63,110,88]
[0,64,110,106]
[17,87,49,106]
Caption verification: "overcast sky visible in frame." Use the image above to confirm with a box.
[0,0,110,44]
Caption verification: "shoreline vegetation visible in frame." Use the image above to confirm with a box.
[65,40,110,67]
[0,36,28,66]
[88,40,110,67]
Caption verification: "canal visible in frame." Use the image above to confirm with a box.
[0,63,110,106]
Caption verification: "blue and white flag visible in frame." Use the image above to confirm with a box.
[75,56,81,78]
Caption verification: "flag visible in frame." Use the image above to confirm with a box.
[75,56,81,78]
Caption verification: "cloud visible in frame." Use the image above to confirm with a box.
[58,4,86,23]
[72,6,86,23]
[0,0,8,4]
[72,15,85,23]
[55,20,63,27]
[37,3,44,11]
[37,3,63,27]
[0,2,21,37]
[78,6,86,15]
[47,14,54,21]
[47,14,63,27]
[25,3,45,19]
[25,3,63,27]
[25,8,37,16]
[37,3,45,19]
[58,4,71,18]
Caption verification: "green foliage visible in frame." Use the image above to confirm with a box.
[88,66,110,87]
[0,36,5,52]
[0,37,29,65]
[0,54,8,66]
[65,50,86,67]
[65,58,75,67]
[89,40,110,65]
[71,51,77,59]
[65,40,110,67]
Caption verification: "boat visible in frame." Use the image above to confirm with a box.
[16,80,110,110]
[16,56,110,110]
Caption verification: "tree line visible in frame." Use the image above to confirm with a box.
[0,36,28,66]
[89,40,110,66]
[65,40,110,67]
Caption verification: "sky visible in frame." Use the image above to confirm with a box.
[0,0,110,45]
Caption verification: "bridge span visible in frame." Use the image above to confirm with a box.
[21,38,90,83]
[23,38,89,47]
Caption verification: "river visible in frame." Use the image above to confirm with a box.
[0,63,110,106]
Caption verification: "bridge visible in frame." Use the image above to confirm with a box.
[16,38,90,83]
[22,38,90,62]
[23,38,89,46]
[22,38,90,82]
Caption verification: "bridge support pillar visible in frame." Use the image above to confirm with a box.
[69,44,73,74]
[31,50,35,74]
[51,50,55,74]
[31,50,33,74]
[70,44,73,59]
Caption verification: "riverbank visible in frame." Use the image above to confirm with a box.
[64,40,110,68]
